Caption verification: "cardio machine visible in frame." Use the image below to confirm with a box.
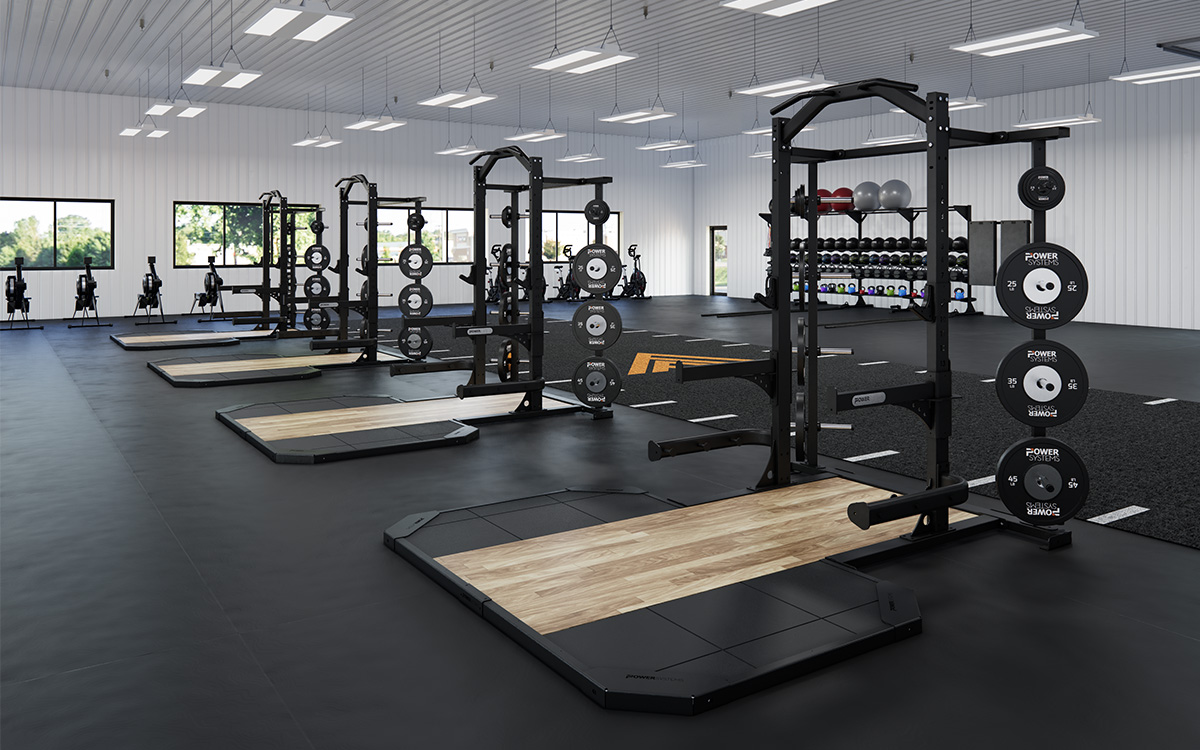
[3,257,42,331]
[190,256,225,321]
[69,256,111,327]
[132,256,176,325]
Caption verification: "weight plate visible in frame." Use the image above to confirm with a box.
[407,212,426,233]
[572,357,621,407]
[1018,166,1066,211]
[497,340,518,382]
[397,323,433,360]
[399,283,433,318]
[303,244,330,272]
[571,301,623,350]
[303,307,331,331]
[583,199,611,226]
[570,243,622,296]
[996,243,1088,329]
[399,244,434,280]
[359,280,369,300]
[997,437,1089,526]
[500,206,514,229]
[309,219,325,234]
[996,340,1089,427]
[303,275,331,300]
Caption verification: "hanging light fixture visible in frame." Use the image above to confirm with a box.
[719,0,841,18]
[185,0,262,88]
[735,7,836,97]
[739,17,816,141]
[297,86,341,147]
[601,44,675,123]
[515,73,566,142]
[418,22,497,108]
[639,93,696,151]
[950,1,1097,57]
[345,68,380,130]
[531,0,637,74]
[662,123,706,168]
[293,94,319,146]
[505,85,539,141]
[137,68,169,138]
[560,112,606,162]
[146,36,208,117]
[120,77,149,136]
[1109,2,1200,85]
[368,56,406,130]
[1013,60,1101,129]
[436,105,483,156]
[244,1,353,42]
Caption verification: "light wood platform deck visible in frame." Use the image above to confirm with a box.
[437,478,973,634]
[156,351,398,377]
[236,392,574,442]
[113,330,275,344]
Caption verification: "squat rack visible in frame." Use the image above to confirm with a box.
[651,78,1073,553]
[393,146,611,416]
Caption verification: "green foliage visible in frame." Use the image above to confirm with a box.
[56,214,112,267]
[0,215,54,267]
[1,207,111,269]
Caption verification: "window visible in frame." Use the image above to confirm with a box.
[174,202,318,267]
[540,210,621,263]
[0,197,114,269]
[174,202,264,267]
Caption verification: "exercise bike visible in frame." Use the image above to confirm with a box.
[190,255,225,321]
[622,244,648,299]
[69,256,111,328]
[3,256,42,331]
[485,245,504,305]
[550,245,581,301]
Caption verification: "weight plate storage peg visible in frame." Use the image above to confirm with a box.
[303,244,331,272]
[303,275,331,300]
[399,244,433,280]
[572,357,622,407]
[571,302,623,350]
[497,340,518,382]
[407,212,426,233]
[996,437,1089,526]
[398,324,433,360]
[995,340,1089,427]
[996,243,1088,329]
[303,306,332,330]
[583,199,611,226]
[1018,166,1066,211]
[570,243,622,296]
[399,283,434,318]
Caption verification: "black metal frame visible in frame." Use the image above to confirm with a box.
[170,200,274,269]
[650,78,1073,551]
[0,197,115,271]
[391,146,611,419]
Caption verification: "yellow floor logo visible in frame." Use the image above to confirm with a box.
[628,352,751,375]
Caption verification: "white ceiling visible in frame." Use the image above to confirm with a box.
[3,0,1198,139]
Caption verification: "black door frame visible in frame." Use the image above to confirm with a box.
[709,225,728,296]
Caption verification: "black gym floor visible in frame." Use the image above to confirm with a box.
[2,297,1198,748]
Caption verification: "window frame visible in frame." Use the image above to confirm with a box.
[172,200,268,268]
[0,196,115,270]
[539,209,622,264]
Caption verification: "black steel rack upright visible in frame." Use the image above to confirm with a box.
[650,78,1073,553]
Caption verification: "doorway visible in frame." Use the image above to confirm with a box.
[709,226,728,296]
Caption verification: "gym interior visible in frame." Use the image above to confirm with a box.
[2,1,1198,747]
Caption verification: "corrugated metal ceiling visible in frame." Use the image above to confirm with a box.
[3,0,1197,138]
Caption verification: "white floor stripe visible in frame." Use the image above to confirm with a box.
[689,414,738,423]
[858,361,889,366]
[686,338,713,343]
[624,329,647,333]
[651,333,678,338]
[915,369,927,374]
[440,355,474,360]
[546,320,570,324]
[817,354,838,358]
[1088,505,1150,525]
[1144,397,1178,405]
[844,449,900,462]
[967,475,995,488]
[631,400,677,408]
[980,378,996,383]
[430,349,450,353]
[721,342,751,348]
[545,379,571,384]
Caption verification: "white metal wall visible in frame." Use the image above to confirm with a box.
[0,85,695,318]
[694,79,1199,330]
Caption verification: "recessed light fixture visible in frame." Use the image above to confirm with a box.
[719,0,841,18]
[245,2,353,42]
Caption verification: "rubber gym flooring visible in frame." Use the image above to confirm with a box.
[2,297,1199,748]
